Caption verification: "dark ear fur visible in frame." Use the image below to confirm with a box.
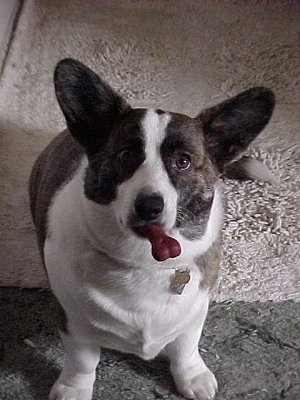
[54,58,130,153]
[198,87,275,170]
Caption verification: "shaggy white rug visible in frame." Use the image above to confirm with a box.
[0,0,299,301]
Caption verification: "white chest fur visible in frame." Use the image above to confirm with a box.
[45,238,208,360]
[81,256,207,359]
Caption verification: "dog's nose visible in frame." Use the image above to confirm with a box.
[134,193,164,221]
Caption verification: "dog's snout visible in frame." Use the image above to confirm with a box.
[134,193,164,221]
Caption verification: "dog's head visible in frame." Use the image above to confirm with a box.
[54,59,275,261]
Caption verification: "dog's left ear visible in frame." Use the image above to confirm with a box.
[198,87,275,171]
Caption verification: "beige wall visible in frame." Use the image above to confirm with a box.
[0,0,20,69]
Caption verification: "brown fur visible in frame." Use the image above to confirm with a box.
[196,237,222,289]
[29,129,84,260]
[162,114,220,240]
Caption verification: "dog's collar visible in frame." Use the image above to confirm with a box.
[170,268,191,295]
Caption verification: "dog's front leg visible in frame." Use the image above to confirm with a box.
[49,331,100,400]
[166,301,217,400]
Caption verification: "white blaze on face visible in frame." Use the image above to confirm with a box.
[113,109,178,230]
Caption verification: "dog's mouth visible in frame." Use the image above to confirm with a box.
[133,225,181,262]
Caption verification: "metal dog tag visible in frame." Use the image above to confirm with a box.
[171,269,191,295]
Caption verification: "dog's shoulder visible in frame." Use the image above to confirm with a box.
[29,129,84,256]
[195,237,222,289]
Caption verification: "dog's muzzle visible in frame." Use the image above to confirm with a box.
[130,191,181,262]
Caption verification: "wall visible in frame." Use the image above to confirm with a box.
[0,0,20,69]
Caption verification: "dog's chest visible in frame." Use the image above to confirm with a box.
[77,262,205,359]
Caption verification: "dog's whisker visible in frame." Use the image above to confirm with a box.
[177,206,198,225]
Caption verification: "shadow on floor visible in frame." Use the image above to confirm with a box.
[0,288,299,400]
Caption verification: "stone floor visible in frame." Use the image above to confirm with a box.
[0,288,299,400]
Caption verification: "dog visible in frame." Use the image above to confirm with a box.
[29,58,275,400]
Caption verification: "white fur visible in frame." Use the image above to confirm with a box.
[239,156,278,184]
[45,110,221,400]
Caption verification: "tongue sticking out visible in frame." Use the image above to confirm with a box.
[135,225,181,262]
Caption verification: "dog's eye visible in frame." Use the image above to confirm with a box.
[118,148,134,166]
[175,153,191,171]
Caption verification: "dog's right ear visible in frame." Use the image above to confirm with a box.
[54,58,130,153]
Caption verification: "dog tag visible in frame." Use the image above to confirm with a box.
[171,269,191,295]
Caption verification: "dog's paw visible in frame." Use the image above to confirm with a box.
[175,368,218,400]
[49,382,93,400]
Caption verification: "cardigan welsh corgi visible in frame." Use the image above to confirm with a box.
[29,58,275,400]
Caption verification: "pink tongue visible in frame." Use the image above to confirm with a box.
[136,225,181,262]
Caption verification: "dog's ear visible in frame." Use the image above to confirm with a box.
[54,58,130,153]
[197,87,275,171]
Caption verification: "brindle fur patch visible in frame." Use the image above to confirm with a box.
[29,130,84,262]
[161,114,219,240]
[196,237,222,289]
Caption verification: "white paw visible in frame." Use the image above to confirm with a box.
[176,368,218,400]
[49,382,93,400]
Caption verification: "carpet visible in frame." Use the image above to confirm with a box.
[0,0,299,301]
